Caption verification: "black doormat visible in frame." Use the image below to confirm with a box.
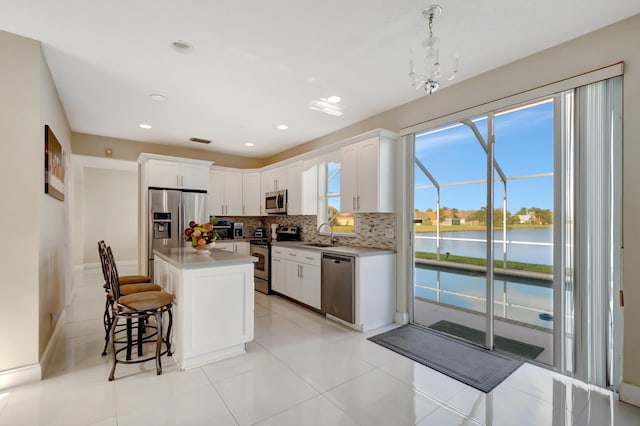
[429,320,545,360]
[368,324,523,392]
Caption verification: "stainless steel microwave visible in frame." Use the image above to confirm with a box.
[265,189,287,214]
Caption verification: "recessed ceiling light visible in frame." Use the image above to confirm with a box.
[171,40,193,53]
[327,95,341,104]
[139,124,152,129]
[150,94,168,102]
[277,124,289,130]
[245,142,255,147]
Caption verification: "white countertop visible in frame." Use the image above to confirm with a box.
[271,241,396,257]
[154,247,257,269]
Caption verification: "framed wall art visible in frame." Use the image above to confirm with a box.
[44,124,65,201]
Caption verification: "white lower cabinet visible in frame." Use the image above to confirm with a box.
[271,256,286,294]
[271,247,321,310]
[215,241,249,255]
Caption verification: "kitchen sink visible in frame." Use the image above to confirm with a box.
[302,243,335,248]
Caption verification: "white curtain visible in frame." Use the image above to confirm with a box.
[572,76,622,388]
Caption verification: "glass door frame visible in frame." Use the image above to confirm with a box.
[408,96,567,368]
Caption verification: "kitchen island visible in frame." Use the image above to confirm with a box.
[153,247,256,370]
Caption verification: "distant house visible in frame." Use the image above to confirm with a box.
[334,213,354,226]
[443,213,461,226]
[518,214,536,224]
[458,210,476,225]
[414,211,437,224]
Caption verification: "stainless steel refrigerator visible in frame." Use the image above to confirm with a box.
[148,188,208,280]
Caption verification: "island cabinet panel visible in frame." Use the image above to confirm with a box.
[153,251,255,370]
[182,267,253,358]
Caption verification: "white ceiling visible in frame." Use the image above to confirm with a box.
[1,1,639,158]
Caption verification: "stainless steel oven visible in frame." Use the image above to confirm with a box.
[250,242,270,294]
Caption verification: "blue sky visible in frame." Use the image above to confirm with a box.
[414,100,554,212]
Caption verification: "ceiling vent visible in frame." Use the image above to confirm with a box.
[189,137,211,144]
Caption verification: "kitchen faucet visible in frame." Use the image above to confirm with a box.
[318,222,338,245]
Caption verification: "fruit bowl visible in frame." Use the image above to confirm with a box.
[184,221,218,252]
[193,242,216,254]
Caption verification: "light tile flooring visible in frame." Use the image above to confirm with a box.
[1,267,639,425]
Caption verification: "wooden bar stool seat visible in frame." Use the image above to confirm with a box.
[105,246,173,381]
[98,241,161,356]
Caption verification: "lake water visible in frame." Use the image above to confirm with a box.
[415,228,553,265]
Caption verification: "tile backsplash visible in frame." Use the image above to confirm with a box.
[219,213,397,250]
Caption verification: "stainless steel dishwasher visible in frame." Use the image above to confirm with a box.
[321,253,355,323]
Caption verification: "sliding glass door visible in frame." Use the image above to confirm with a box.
[412,77,622,384]
[413,116,489,345]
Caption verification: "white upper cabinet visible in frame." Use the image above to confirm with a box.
[181,163,211,190]
[340,134,395,213]
[262,166,288,192]
[286,161,302,215]
[301,160,318,215]
[147,159,181,189]
[242,172,261,216]
[141,155,210,191]
[209,169,243,216]
[261,161,302,215]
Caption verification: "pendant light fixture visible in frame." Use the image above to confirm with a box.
[409,5,459,94]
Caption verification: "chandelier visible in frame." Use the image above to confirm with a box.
[409,5,459,94]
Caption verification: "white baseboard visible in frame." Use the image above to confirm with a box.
[1,309,69,390]
[40,309,66,378]
[394,312,409,325]
[619,381,640,407]
[0,364,41,391]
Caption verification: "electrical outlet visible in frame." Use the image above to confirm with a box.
[367,224,375,236]
[385,228,394,238]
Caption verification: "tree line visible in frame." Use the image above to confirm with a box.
[417,206,553,225]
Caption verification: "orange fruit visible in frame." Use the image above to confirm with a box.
[197,238,207,247]
[204,223,213,231]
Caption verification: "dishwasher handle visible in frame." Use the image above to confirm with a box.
[322,253,354,264]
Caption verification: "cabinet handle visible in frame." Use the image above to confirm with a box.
[289,253,297,257]
[305,256,314,260]
[300,265,303,279]
[352,196,356,210]
[357,195,360,211]
[243,205,245,215]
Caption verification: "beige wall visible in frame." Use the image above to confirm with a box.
[0,29,71,374]
[72,132,262,169]
[82,168,138,264]
[37,45,72,356]
[263,15,640,390]
[0,30,41,374]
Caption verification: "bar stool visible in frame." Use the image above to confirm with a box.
[104,246,173,381]
[98,241,162,355]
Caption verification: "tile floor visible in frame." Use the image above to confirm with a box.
[1,266,639,425]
